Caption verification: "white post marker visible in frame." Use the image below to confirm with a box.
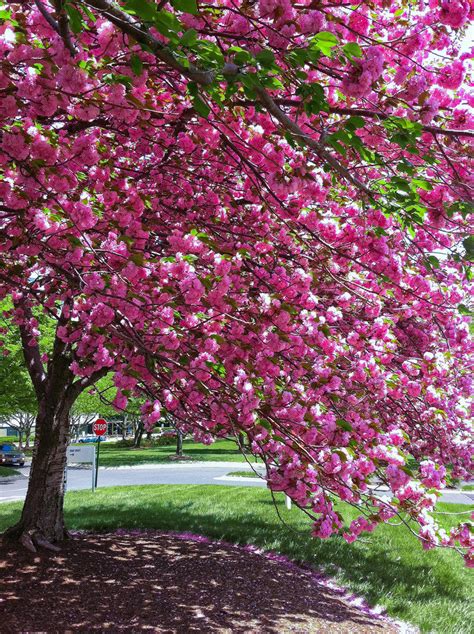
[92,418,108,489]
[66,445,96,492]
[285,495,292,510]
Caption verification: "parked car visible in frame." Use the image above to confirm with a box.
[0,444,26,467]
[77,436,107,443]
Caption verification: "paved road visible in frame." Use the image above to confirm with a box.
[0,462,266,503]
[1,462,473,505]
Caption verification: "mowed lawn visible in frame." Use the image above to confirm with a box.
[85,439,259,467]
[0,466,21,477]
[1,485,472,634]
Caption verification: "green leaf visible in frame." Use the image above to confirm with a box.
[336,419,353,432]
[154,10,182,41]
[171,0,198,14]
[130,53,143,76]
[313,31,338,45]
[193,39,224,67]
[260,75,284,89]
[458,304,472,316]
[0,8,12,22]
[412,178,432,191]
[65,4,84,34]
[310,31,338,56]
[342,42,363,58]
[228,46,253,66]
[345,116,365,130]
[181,28,198,47]
[123,0,157,21]
[81,5,97,22]
[463,235,474,261]
[103,73,133,88]
[255,49,275,67]
[191,94,210,118]
[241,72,261,89]
[427,255,440,269]
[286,48,310,67]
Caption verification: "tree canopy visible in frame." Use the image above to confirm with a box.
[0,1,472,560]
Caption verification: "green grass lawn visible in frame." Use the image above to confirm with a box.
[462,484,474,491]
[1,485,472,633]
[0,466,21,477]
[89,439,259,467]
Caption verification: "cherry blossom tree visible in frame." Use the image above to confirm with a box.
[0,0,472,560]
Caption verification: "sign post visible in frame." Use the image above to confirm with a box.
[93,418,107,489]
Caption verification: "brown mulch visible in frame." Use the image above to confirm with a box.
[0,531,399,633]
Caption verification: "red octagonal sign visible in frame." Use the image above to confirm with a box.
[93,418,107,436]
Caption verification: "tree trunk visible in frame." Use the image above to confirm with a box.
[134,420,144,448]
[4,301,109,552]
[176,430,183,456]
[4,398,71,550]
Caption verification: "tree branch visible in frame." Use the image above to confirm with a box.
[259,100,474,139]
[53,0,78,56]
[66,366,110,404]
[328,106,474,139]
[254,87,373,196]
[81,0,215,84]
[13,301,46,400]
[79,0,372,195]
[34,0,61,34]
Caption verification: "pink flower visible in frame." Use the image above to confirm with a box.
[439,0,470,28]
[90,304,115,327]
[438,61,465,90]
[1,130,29,160]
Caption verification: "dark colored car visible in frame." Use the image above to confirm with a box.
[0,444,26,467]
[78,436,107,443]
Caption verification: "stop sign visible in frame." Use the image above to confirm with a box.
[93,418,107,436]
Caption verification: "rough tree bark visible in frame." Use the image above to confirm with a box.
[6,398,72,550]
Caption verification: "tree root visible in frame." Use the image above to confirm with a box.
[33,533,61,552]
[3,524,62,553]
[19,531,37,553]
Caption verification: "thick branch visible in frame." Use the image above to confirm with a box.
[34,0,61,34]
[66,366,110,404]
[53,0,78,56]
[328,106,474,139]
[79,0,372,195]
[255,88,373,196]
[81,0,215,84]
[13,301,46,400]
[264,100,474,139]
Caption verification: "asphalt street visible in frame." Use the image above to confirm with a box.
[1,462,473,506]
[0,462,267,503]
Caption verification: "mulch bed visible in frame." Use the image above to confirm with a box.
[0,531,402,633]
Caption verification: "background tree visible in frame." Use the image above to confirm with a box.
[0,1,472,562]
[0,300,54,448]
[69,377,118,439]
